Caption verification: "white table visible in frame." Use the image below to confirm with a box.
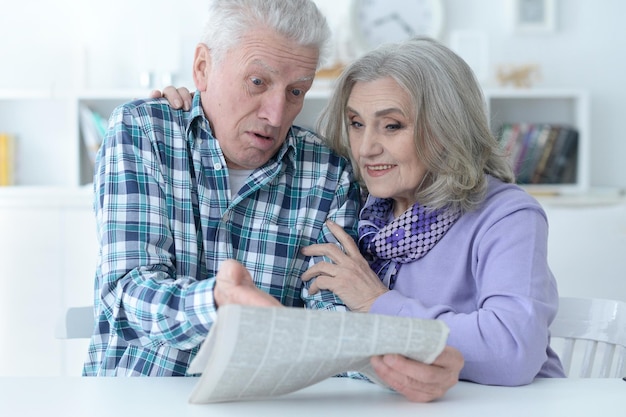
[0,376,623,416]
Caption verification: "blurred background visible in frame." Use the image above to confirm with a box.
[1,0,624,188]
[0,0,624,377]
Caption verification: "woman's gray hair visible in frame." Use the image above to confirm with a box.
[200,0,331,68]
[317,37,514,213]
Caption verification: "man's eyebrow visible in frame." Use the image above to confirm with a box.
[251,59,278,74]
[295,75,315,84]
[250,59,315,83]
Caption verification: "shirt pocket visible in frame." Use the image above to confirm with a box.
[236,220,307,286]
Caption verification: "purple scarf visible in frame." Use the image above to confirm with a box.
[358,196,460,289]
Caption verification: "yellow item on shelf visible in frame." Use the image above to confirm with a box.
[0,132,16,186]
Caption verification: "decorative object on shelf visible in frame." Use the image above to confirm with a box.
[0,132,16,186]
[350,0,444,55]
[315,63,346,81]
[496,64,541,88]
[513,0,556,34]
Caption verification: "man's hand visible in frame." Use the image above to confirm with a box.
[150,86,193,111]
[370,346,463,402]
[214,259,281,308]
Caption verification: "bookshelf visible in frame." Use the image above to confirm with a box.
[484,89,590,195]
[0,87,589,195]
[76,90,153,185]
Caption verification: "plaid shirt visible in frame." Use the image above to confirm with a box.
[83,93,360,376]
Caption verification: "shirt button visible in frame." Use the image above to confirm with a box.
[213,162,222,170]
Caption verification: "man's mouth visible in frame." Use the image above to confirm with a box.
[254,133,272,140]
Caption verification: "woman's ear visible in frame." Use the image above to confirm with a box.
[193,43,211,91]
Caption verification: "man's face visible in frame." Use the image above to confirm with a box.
[196,28,319,170]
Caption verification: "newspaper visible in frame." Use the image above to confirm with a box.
[187,305,449,404]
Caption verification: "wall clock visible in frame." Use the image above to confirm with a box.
[350,0,445,55]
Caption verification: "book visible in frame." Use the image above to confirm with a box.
[543,127,579,184]
[508,123,529,175]
[517,124,551,184]
[187,305,449,404]
[531,126,561,184]
[0,133,16,186]
[514,124,542,182]
[79,104,107,165]
[498,122,518,156]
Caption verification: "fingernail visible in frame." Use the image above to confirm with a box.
[383,354,398,365]
[174,99,182,108]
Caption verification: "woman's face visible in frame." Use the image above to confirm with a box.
[347,77,428,215]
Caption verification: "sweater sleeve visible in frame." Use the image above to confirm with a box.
[369,198,561,386]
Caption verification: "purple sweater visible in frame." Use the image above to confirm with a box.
[368,176,565,385]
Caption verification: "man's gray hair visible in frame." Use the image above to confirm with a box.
[200,0,331,68]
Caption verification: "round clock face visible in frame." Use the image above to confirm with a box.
[351,0,444,54]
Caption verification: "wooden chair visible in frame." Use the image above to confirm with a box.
[549,297,626,377]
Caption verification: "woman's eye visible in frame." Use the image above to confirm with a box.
[386,123,402,130]
[349,121,363,128]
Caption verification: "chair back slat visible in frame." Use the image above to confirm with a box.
[550,297,626,378]
[615,346,626,377]
[580,340,597,377]
[598,342,615,378]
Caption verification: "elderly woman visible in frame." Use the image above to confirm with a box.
[300,37,564,386]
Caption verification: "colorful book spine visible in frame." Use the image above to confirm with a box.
[0,132,16,186]
[497,123,579,185]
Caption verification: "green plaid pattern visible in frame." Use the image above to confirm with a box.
[83,93,360,376]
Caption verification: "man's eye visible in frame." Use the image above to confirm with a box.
[291,89,303,97]
[251,78,263,86]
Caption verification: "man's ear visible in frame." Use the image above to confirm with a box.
[193,43,211,91]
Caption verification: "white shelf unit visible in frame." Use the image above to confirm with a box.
[76,90,152,185]
[0,91,78,187]
[0,87,589,195]
[0,89,152,192]
[484,89,590,195]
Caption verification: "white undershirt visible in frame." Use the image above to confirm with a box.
[229,168,254,194]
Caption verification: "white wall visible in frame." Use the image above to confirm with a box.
[1,0,625,189]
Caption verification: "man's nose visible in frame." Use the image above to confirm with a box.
[258,91,287,127]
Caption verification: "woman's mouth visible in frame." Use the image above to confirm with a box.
[365,164,395,177]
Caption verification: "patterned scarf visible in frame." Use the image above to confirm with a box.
[358,196,461,289]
